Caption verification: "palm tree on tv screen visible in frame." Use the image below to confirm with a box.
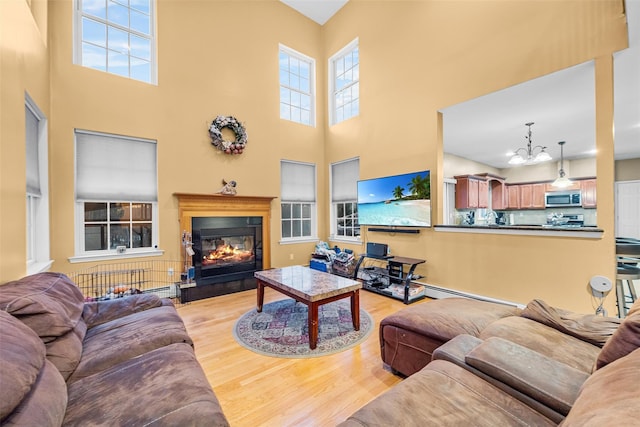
[408,174,431,200]
[392,186,405,200]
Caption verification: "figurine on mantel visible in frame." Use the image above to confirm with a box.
[217,179,237,195]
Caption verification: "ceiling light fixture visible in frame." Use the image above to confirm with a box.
[552,141,573,188]
[508,122,552,165]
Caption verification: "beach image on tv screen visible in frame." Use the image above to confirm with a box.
[357,170,431,227]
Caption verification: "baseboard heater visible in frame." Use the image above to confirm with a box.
[368,227,420,234]
[414,281,524,309]
[143,285,179,299]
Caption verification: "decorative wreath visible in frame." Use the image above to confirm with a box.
[209,115,248,155]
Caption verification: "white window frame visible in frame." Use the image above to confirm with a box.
[280,160,317,243]
[330,158,360,242]
[329,37,359,125]
[71,130,161,263]
[25,94,53,275]
[279,44,316,127]
[73,0,157,84]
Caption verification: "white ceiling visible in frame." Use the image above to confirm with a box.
[280,0,639,168]
[280,0,348,25]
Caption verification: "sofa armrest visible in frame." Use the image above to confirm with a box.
[465,337,589,416]
[82,294,163,328]
[432,334,483,365]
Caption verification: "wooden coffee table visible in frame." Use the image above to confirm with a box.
[254,266,362,349]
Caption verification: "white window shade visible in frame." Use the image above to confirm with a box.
[331,158,359,202]
[281,160,315,202]
[76,130,157,201]
[26,105,41,196]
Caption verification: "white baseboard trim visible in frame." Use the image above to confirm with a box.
[413,281,525,309]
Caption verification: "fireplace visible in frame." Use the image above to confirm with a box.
[192,216,262,286]
[174,193,275,302]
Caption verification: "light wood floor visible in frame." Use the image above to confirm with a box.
[177,288,430,427]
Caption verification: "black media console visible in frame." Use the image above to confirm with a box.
[353,254,427,304]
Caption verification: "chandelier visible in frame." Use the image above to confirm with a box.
[508,122,552,165]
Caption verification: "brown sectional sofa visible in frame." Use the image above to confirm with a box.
[0,272,229,426]
[340,297,640,426]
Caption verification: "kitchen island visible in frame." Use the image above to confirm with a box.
[434,224,604,239]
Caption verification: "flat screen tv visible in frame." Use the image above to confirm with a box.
[357,170,431,227]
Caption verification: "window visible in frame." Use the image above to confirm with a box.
[25,96,52,274]
[329,38,359,125]
[331,158,360,240]
[279,45,315,126]
[280,160,316,241]
[73,130,159,261]
[74,0,156,84]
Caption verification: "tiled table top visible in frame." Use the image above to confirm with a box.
[254,265,361,302]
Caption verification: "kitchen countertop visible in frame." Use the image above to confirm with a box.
[434,224,604,239]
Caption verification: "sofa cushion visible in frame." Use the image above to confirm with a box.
[3,360,68,427]
[479,316,600,373]
[595,308,640,369]
[81,293,164,329]
[0,310,46,420]
[338,359,555,427]
[44,321,87,381]
[63,343,229,426]
[0,311,67,426]
[68,305,193,382]
[561,348,640,426]
[0,272,85,342]
[520,299,620,347]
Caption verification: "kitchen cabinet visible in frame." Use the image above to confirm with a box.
[506,185,520,209]
[510,183,546,209]
[531,183,546,208]
[491,180,507,210]
[519,184,533,208]
[455,176,480,209]
[455,174,503,209]
[581,179,597,207]
[478,180,489,208]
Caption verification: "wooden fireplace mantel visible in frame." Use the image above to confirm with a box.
[174,193,277,270]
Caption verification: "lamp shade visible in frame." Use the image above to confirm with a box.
[552,175,573,188]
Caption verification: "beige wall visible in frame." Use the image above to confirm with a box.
[616,158,640,181]
[323,0,626,313]
[0,0,50,280]
[0,0,630,314]
[45,0,325,273]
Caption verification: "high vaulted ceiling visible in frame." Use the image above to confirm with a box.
[280,0,639,168]
[280,0,348,25]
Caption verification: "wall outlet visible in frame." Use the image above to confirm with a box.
[168,267,174,277]
[289,253,294,260]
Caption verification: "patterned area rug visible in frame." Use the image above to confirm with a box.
[233,299,374,358]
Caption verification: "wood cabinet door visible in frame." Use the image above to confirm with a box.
[581,179,597,207]
[478,180,489,208]
[491,181,506,210]
[506,185,520,209]
[455,177,480,209]
[532,183,546,208]
[520,184,533,209]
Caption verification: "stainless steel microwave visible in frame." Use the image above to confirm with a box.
[545,191,582,207]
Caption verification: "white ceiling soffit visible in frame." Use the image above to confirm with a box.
[280,0,348,25]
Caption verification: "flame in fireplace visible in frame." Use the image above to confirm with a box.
[202,243,254,266]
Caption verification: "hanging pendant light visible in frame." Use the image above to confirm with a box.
[508,122,552,165]
[552,141,573,188]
